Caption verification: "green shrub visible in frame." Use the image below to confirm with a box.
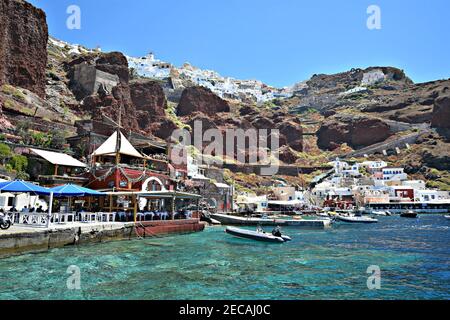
[9,154,28,172]
[0,143,12,164]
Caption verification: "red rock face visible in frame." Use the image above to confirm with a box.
[84,83,139,132]
[96,52,130,84]
[317,115,392,150]
[149,119,179,140]
[177,86,230,116]
[0,0,48,98]
[129,81,167,118]
[277,121,304,152]
[431,94,450,129]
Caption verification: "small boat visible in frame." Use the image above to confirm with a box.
[444,215,450,220]
[372,211,388,216]
[400,210,418,218]
[225,227,290,243]
[335,215,378,224]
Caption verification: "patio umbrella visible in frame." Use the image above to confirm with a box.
[49,184,106,217]
[48,184,105,197]
[0,180,51,195]
[0,180,53,228]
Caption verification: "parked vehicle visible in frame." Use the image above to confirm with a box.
[0,213,12,230]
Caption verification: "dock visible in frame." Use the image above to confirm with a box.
[0,219,204,258]
[211,214,331,229]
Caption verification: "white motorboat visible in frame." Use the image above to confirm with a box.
[444,215,450,220]
[335,215,378,224]
[225,227,291,243]
[372,211,388,216]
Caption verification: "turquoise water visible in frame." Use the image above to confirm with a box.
[0,215,449,300]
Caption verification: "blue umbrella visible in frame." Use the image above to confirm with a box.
[48,184,105,197]
[0,180,51,195]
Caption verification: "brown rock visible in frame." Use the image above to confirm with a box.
[278,146,298,164]
[95,52,130,84]
[187,114,218,132]
[251,117,274,129]
[129,80,167,132]
[0,0,48,98]
[431,94,450,129]
[317,115,392,150]
[177,86,230,116]
[277,121,303,143]
[151,119,179,140]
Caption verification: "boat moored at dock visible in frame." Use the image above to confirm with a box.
[211,213,332,229]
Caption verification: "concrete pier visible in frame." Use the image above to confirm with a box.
[0,219,204,258]
[211,214,332,228]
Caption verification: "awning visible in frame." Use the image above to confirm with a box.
[92,131,144,158]
[214,182,231,189]
[31,148,87,168]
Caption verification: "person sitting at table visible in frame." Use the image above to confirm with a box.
[29,207,35,213]
[10,206,17,212]
[36,206,44,213]
[21,206,29,213]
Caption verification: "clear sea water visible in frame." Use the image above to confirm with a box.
[0,215,449,300]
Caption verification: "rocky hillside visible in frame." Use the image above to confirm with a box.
[0,0,448,192]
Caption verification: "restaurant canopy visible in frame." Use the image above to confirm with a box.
[30,148,87,168]
[49,184,106,197]
[0,180,50,195]
[92,131,144,159]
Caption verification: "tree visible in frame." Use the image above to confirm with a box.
[50,129,66,149]
[9,154,28,172]
[0,143,12,165]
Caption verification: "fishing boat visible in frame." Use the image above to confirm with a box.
[335,215,378,224]
[225,227,290,243]
[400,210,418,218]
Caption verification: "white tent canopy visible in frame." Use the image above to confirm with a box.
[92,131,144,158]
[31,148,87,168]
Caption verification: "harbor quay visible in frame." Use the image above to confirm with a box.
[0,219,205,258]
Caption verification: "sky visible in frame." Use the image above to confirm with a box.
[30,0,450,87]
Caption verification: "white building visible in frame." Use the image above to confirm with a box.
[361,69,386,86]
[373,167,408,186]
[361,160,388,173]
[187,156,209,181]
